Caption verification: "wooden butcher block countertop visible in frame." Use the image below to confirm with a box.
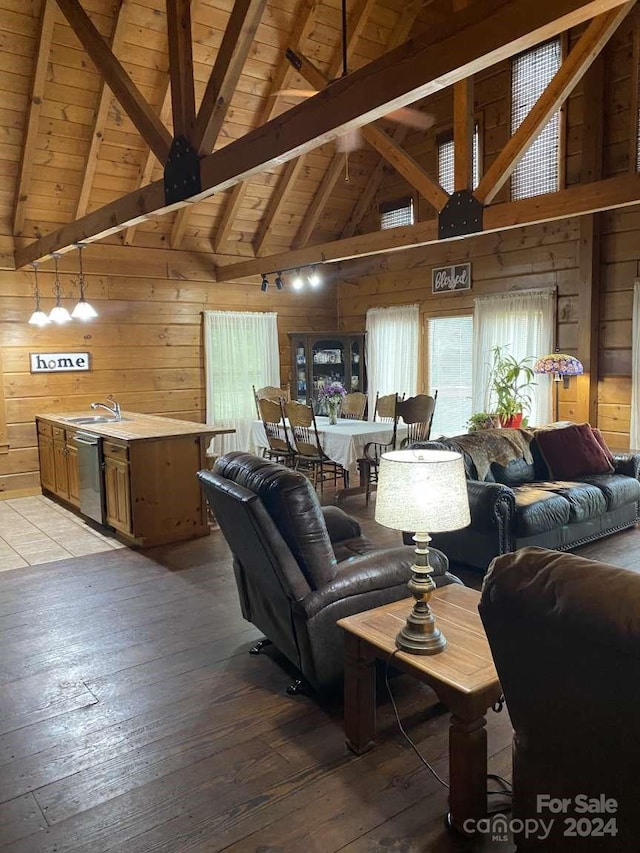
[36,412,234,442]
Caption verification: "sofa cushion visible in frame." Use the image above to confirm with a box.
[531,481,607,523]
[535,423,614,479]
[491,456,537,486]
[512,486,571,537]
[576,473,640,511]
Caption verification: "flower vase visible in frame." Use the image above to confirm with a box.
[327,401,339,424]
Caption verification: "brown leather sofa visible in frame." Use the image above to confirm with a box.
[198,451,460,692]
[479,547,640,851]
[407,427,640,570]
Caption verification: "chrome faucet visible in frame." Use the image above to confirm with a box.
[90,395,121,421]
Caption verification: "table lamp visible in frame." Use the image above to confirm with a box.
[375,449,470,655]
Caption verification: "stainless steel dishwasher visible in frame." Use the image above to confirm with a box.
[74,431,106,524]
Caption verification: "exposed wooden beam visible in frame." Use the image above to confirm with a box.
[54,0,172,163]
[294,153,347,248]
[362,125,449,211]
[475,1,635,204]
[17,0,628,267]
[13,0,56,236]
[76,0,130,219]
[217,171,640,280]
[166,0,196,140]
[341,128,407,238]
[212,0,318,253]
[326,0,377,79]
[170,0,269,249]
[454,78,474,190]
[193,0,268,155]
[581,54,604,182]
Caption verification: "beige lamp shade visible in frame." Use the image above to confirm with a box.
[375,449,470,533]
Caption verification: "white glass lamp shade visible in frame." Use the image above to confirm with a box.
[71,299,98,320]
[29,309,50,327]
[49,304,72,324]
[375,449,470,533]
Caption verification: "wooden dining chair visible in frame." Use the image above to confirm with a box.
[284,401,348,493]
[358,393,401,505]
[253,384,291,416]
[257,397,295,467]
[340,392,367,420]
[395,392,438,446]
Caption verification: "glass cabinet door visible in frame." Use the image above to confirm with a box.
[293,338,307,403]
[312,338,346,413]
[350,339,363,391]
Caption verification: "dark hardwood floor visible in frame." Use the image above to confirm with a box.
[1,488,638,852]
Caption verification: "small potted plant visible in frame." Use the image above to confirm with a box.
[487,345,536,428]
[467,412,498,432]
[318,381,347,424]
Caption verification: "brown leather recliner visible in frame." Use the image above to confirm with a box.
[198,452,460,692]
[479,546,640,852]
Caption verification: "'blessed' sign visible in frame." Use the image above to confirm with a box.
[432,263,471,294]
[30,352,91,373]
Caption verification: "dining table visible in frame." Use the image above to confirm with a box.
[249,415,408,500]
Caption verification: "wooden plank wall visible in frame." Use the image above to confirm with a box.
[0,241,337,497]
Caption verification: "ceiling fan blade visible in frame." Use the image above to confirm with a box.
[271,88,318,98]
[336,128,363,153]
[386,107,436,130]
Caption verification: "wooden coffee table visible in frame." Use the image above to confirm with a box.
[337,585,502,834]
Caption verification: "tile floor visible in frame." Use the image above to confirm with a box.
[0,495,125,572]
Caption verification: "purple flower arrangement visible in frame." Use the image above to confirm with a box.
[318,381,347,403]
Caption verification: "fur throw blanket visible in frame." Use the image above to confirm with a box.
[448,428,535,481]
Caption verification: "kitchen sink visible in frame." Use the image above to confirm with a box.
[62,416,127,424]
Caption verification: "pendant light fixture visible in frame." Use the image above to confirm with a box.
[48,253,72,325]
[28,263,51,327]
[71,244,98,320]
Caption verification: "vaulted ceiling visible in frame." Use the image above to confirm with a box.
[2,0,638,278]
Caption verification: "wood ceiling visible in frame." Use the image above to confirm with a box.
[2,0,637,277]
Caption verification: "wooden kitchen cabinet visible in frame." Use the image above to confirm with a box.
[103,441,131,535]
[35,412,233,547]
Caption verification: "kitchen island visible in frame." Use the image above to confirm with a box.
[35,411,234,547]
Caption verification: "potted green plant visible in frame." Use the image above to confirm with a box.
[486,345,536,428]
[466,412,499,432]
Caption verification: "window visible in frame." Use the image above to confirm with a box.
[426,315,473,437]
[437,125,480,194]
[203,311,280,454]
[472,289,555,427]
[366,305,419,417]
[379,197,414,229]
[511,39,561,200]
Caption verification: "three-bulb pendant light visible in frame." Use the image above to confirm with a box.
[28,246,98,327]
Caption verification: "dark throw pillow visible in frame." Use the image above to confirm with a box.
[591,426,615,465]
[535,423,614,480]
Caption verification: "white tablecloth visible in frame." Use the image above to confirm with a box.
[249,417,408,478]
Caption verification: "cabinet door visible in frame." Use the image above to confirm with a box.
[67,441,79,507]
[291,336,309,403]
[311,337,347,413]
[39,434,55,493]
[104,456,132,534]
[53,438,70,500]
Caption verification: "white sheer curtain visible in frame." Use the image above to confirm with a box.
[472,288,555,427]
[366,304,419,416]
[203,311,280,454]
[630,282,640,449]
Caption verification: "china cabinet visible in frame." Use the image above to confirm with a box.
[289,332,366,411]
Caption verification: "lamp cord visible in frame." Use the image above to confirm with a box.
[384,650,513,804]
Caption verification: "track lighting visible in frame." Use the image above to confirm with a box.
[307,265,321,287]
[49,254,71,324]
[71,244,98,320]
[292,269,304,290]
[28,263,50,327]
[275,272,284,290]
[261,273,269,292]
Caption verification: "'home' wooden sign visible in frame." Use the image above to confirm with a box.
[30,352,91,373]
[432,263,471,294]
